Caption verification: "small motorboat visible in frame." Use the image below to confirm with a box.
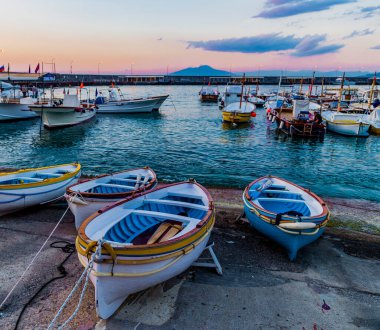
[322,110,370,137]
[222,101,256,123]
[243,176,329,261]
[199,86,219,103]
[0,85,39,121]
[76,180,214,319]
[94,87,168,113]
[0,163,81,216]
[29,94,96,129]
[65,167,157,229]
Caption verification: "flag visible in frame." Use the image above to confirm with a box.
[95,88,98,97]
[111,82,115,88]
[28,65,31,73]
[63,88,66,95]
[80,82,84,89]
[35,63,40,73]
[0,65,4,73]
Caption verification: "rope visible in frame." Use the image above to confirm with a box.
[14,241,75,330]
[0,206,70,311]
[168,96,177,112]
[47,240,101,330]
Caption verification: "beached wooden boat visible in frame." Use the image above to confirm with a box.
[322,111,370,137]
[65,167,157,229]
[0,163,81,216]
[94,88,168,113]
[243,176,329,261]
[30,94,96,128]
[76,180,214,318]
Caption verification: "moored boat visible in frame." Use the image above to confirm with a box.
[95,87,168,113]
[0,163,81,216]
[76,180,214,318]
[271,100,325,139]
[222,101,256,123]
[365,108,380,134]
[30,94,96,129]
[322,111,370,137]
[199,86,219,103]
[65,167,158,229]
[243,176,329,261]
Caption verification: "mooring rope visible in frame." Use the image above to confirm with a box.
[0,206,71,311]
[47,241,101,330]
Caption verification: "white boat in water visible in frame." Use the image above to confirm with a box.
[322,110,370,137]
[65,167,157,229]
[95,88,168,113]
[30,94,96,129]
[0,163,81,216]
[364,108,380,134]
[75,180,214,319]
[0,85,39,121]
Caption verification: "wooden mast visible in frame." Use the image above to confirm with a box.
[337,72,345,112]
[367,72,377,110]
[239,73,245,109]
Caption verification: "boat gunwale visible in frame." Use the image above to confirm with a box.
[78,181,214,252]
[244,176,329,221]
[65,167,157,199]
[0,163,81,190]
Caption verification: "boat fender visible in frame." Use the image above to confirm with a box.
[69,195,88,206]
[279,121,284,129]
[271,116,276,123]
[268,115,272,121]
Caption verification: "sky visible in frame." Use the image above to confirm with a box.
[0,0,379,74]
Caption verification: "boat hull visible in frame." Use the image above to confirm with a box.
[78,232,210,319]
[243,177,329,260]
[222,111,251,123]
[40,107,96,128]
[96,95,168,114]
[0,164,81,216]
[243,203,325,260]
[0,103,38,121]
[325,121,370,137]
[200,94,218,103]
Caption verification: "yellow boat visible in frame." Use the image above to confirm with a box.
[222,101,256,124]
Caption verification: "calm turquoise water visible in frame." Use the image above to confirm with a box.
[0,85,379,202]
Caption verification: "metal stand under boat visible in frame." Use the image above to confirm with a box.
[192,242,223,275]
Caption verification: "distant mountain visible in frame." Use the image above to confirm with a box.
[169,66,377,78]
[169,65,233,76]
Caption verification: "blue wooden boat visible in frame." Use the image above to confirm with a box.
[243,176,329,261]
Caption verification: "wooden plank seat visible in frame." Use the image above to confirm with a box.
[143,199,209,211]
[257,198,306,204]
[98,183,135,190]
[132,210,201,224]
[36,172,61,178]
[262,190,303,198]
[16,177,44,182]
[167,192,204,201]
[147,222,183,244]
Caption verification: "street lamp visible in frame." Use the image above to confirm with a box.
[70,60,73,74]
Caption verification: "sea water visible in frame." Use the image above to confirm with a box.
[0,85,378,202]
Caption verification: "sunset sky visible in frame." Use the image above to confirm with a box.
[0,0,379,74]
